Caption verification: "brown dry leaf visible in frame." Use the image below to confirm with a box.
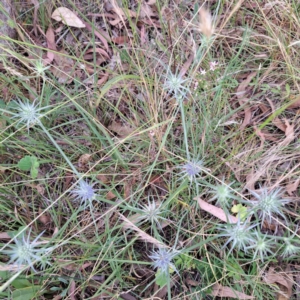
[211,283,255,299]
[83,21,110,52]
[281,118,294,146]
[51,51,74,83]
[120,213,165,247]
[194,197,238,223]
[266,98,286,132]
[108,121,135,138]
[109,0,137,26]
[0,232,11,239]
[287,95,300,109]
[264,267,293,300]
[52,7,85,28]
[286,178,300,196]
[112,36,129,44]
[30,0,39,36]
[236,72,257,130]
[140,2,157,18]
[68,280,76,300]
[106,190,117,200]
[38,207,51,225]
[78,154,92,168]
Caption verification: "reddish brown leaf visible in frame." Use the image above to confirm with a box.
[211,283,255,299]
[194,197,238,223]
[112,36,129,44]
[236,72,257,130]
[281,118,294,146]
[286,178,300,196]
[287,95,300,109]
[68,280,76,300]
[83,22,110,52]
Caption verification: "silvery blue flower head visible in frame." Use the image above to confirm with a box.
[281,229,300,258]
[72,180,97,208]
[246,230,274,261]
[149,247,178,275]
[249,187,290,226]
[11,99,47,131]
[179,158,206,183]
[208,180,238,209]
[163,68,190,101]
[217,218,256,254]
[137,197,164,230]
[2,229,53,272]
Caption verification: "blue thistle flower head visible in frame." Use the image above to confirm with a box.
[179,158,206,183]
[249,187,290,226]
[149,248,178,275]
[11,100,46,131]
[72,180,96,208]
[2,229,53,272]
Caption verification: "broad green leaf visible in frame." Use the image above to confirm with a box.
[12,285,41,300]
[11,278,31,289]
[155,269,168,288]
[17,156,32,171]
[231,204,248,221]
[30,167,38,179]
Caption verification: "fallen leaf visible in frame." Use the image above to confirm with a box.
[287,95,300,109]
[286,178,300,196]
[280,118,294,146]
[264,267,293,300]
[68,280,76,300]
[108,120,135,138]
[38,207,51,225]
[266,98,286,132]
[194,197,238,223]
[211,283,255,299]
[0,232,11,239]
[106,190,117,200]
[120,213,165,247]
[52,7,85,28]
[51,50,74,83]
[236,72,256,130]
[78,154,92,168]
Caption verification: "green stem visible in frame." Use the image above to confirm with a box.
[179,100,190,160]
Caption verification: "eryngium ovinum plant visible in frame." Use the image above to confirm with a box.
[215,185,295,261]
[2,228,53,272]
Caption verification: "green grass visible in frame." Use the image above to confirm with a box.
[0,0,299,299]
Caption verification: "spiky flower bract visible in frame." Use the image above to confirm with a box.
[12,100,46,131]
[207,180,237,209]
[217,219,256,254]
[72,180,96,208]
[249,187,290,226]
[137,197,164,230]
[2,229,53,272]
[149,248,178,275]
[163,68,190,101]
[246,230,274,261]
[281,229,300,258]
[179,158,206,183]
